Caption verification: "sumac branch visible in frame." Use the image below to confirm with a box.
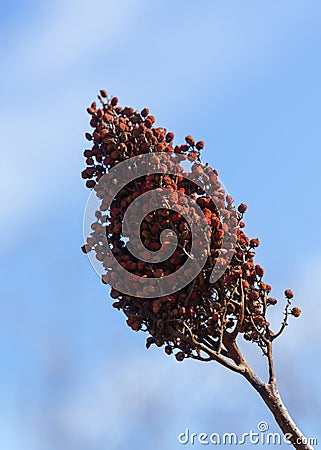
[81,90,313,450]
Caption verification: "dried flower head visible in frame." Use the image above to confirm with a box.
[82,90,300,364]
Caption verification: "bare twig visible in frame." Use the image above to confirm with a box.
[272,298,292,340]
[183,321,247,374]
[230,275,245,339]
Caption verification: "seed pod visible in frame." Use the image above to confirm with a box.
[291,306,301,317]
[86,180,96,189]
[111,97,119,106]
[255,265,264,277]
[81,244,90,254]
[238,203,247,214]
[164,345,172,355]
[141,107,149,117]
[285,289,294,299]
[267,297,278,305]
[152,300,162,314]
[242,280,250,290]
[175,351,185,362]
[215,229,224,239]
[100,89,108,98]
[250,238,260,248]
[185,135,195,146]
[212,312,219,322]
[166,132,175,142]
[146,337,155,349]
[195,140,204,150]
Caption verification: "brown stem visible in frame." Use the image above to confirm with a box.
[222,332,246,366]
[230,275,244,339]
[168,318,314,449]
[272,297,292,340]
[267,340,276,386]
[205,338,313,449]
[243,367,314,450]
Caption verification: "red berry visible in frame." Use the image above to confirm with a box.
[238,203,247,214]
[255,265,264,277]
[111,97,118,106]
[185,135,195,146]
[100,89,108,98]
[164,346,172,355]
[195,140,204,150]
[291,306,301,317]
[166,132,175,142]
[86,180,96,189]
[141,108,149,117]
[175,352,185,362]
[81,244,90,254]
[250,238,260,248]
[285,289,294,299]
[242,280,250,290]
[249,290,260,301]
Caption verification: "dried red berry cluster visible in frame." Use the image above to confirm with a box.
[82,90,300,362]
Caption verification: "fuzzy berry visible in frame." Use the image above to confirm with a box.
[195,140,204,150]
[185,135,195,146]
[250,238,260,248]
[111,97,119,106]
[285,289,294,299]
[291,306,301,317]
[238,203,247,214]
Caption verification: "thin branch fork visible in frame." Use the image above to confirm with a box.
[230,275,245,339]
[180,321,313,450]
[272,297,292,340]
[183,321,247,374]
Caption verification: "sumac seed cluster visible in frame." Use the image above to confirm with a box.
[82,90,301,362]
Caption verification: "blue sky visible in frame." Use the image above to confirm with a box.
[0,1,321,449]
